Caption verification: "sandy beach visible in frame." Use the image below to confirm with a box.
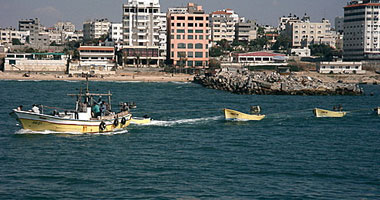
[1,70,379,84]
[0,71,195,82]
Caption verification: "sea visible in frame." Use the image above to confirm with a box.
[0,80,379,199]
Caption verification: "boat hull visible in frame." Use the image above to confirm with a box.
[313,108,346,118]
[131,117,151,125]
[224,108,265,121]
[14,110,132,133]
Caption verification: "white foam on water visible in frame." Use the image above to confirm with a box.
[143,116,222,127]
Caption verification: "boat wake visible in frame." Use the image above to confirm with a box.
[142,116,222,127]
[15,128,129,136]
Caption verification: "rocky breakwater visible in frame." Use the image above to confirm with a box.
[194,71,363,95]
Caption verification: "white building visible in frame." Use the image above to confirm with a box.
[317,61,365,74]
[77,46,115,71]
[279,14,301,32]
[64,31,84,42]
[343,0,380,61]
[0,28,29,45]
[54,22,76,33]
[285,16,335,48]
[109,22,123,49]
[290,48,311,57]
[83,19,111,40]
[121,0,165,67]
[210,9,240,44]
[233,51,288,66]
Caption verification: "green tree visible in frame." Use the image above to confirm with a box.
[271,34,292,50]
[309,44,334,61]
[12,38,22,45]
[209,46,223,57]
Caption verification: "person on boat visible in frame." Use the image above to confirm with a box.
[100,101,107,116]
[92,103,100,118]
[32,104,40,114]
[17,105,23,111]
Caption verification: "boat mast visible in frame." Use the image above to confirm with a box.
[108,90,112,111]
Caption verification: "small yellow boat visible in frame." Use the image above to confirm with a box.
[374,107,380,115]
[131,117,151,125]
[224,108,265,121]
[313,108,346,118]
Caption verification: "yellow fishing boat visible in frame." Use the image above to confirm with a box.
[131,117,151,125]
[11,77,132,133]
[224,108,265,121]
[374,107,380,115]
[313,108,346,118]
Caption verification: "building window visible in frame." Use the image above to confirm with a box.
[188,35,193,39]
[187,43,194,49]
[188,30,194,33]
[177,29,185,33]
[178,43,186,49]
[195,61,203,66]
[195,17,204,21]
[195,52,203,58]
[187,61,193,66]
[195,30,203,33]
[195,43,203,49]
[199,35,204,40]
[176,35,181,39]
[188,52,194,57]
[177,16,186,20]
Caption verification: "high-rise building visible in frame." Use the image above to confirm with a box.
[121,0,165,67]
[278,14,301,32]
[210,9,240,44]
[83,18,111,40]
[167,3,210,68]
[343,0,380,61]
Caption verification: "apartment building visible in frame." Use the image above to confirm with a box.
[18,18,45,45]
[235,20,258,42]
[278,14,301,32]
[54,22,76,33]
[285,16,335,48]
[0,28,29,45]
[167,3,210,68]
[210,9,240,44]
[83,19,111,40]
[109,22,123,49]
[343,0,380,61]
[122,0,165,67]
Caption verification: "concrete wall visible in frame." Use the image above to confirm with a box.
[4,59,67,72]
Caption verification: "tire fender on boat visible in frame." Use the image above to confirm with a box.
[99,121,106,131]
[113,118,119,127]
[121,117,127,125]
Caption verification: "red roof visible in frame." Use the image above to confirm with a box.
[211,11,232,15]
[235,52,285,57]
[344,3,380,8]
[78,46,114,51]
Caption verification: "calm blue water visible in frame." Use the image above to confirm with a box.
[0,80,379,199]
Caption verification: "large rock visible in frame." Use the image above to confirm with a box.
[193,71,363,96]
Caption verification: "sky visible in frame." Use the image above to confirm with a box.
[0,0,350,29]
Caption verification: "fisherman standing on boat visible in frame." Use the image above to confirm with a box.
[32,104,40,114]
[92,103,100,118]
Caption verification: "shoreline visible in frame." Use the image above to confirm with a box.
[0,71,194,82]
[0,71,379,84]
